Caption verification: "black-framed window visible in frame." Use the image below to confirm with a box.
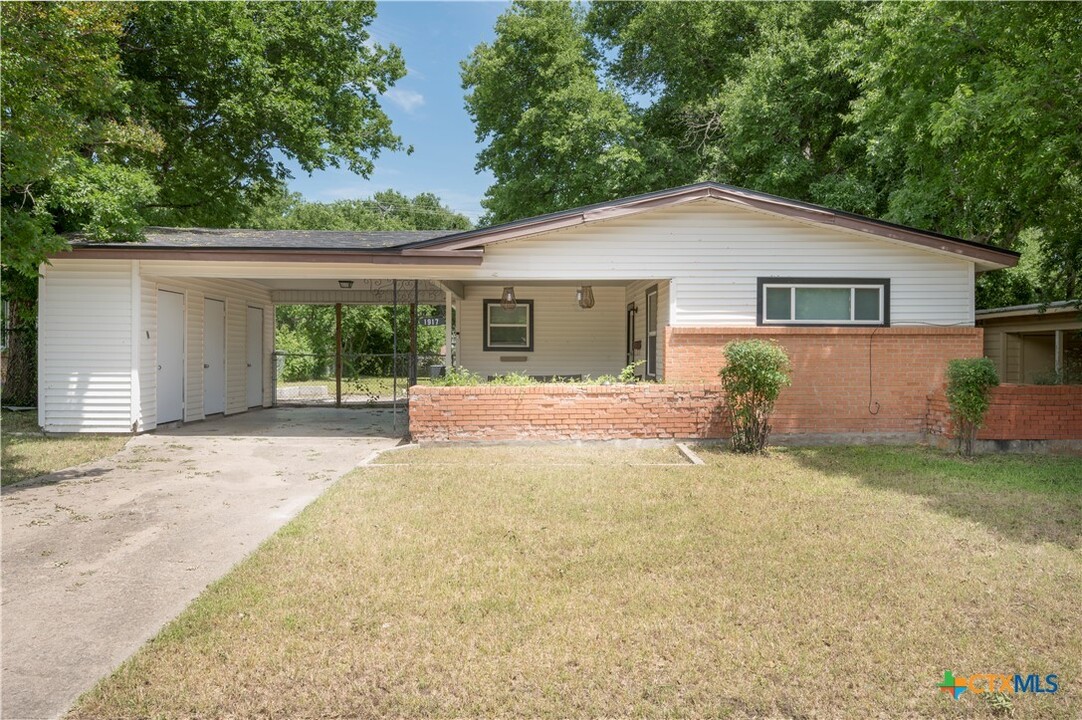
[757,278,890,326]
[483,299,534,351]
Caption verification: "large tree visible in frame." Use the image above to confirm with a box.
[1,1,407,403]
[464,0,1082,306]
[461,1,644,224]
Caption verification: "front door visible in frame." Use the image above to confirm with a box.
[626,304,636,367]
[156,290,184,423]
[203,298,226,415]
[246,306,263,408]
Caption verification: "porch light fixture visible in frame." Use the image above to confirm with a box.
[500,286,517,311]
[576,285,595,309]
[338,280,354,289]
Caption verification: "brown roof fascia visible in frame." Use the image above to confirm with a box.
[60,247,484,265]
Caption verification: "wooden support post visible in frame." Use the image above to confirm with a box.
[409,298,418,387]
[335,302,343,407]
[444,290,453,369]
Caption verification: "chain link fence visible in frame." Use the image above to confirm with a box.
[272,351,445,407]
[1,327,37,407]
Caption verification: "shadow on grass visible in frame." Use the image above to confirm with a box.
[787,446,1082,550]
[0,466,113,495]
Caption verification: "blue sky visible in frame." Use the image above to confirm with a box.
[283,1,509,222]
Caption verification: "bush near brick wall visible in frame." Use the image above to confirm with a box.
[665,326,983,435]
[409,384,725,443]
[927,384,1082,441]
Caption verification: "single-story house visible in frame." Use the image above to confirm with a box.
[977,301,1081,383]
[38,182,1018,438]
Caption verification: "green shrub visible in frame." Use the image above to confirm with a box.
[718,340,792,453]
[488,371,537,386]
[945,357,1000,456]
[619,360,645,383]
[430,366,483,387]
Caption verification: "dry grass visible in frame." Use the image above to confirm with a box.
[1,410,129,486]
[70,445,1081,719]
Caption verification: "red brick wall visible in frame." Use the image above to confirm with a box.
[665,326,983,435]
[926,384,1082,441]
[409,384,724,442]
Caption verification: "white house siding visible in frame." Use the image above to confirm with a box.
[477,200,976,327]
[139,275,273,427]
[38,260,134,433]
[457,285,626,379]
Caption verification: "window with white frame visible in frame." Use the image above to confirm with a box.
[758,278,889,326]
[483,299,534,351]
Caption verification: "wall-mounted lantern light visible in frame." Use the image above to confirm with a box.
[338,280,354,289]
[576,285,595,309]
[500,286,517,311]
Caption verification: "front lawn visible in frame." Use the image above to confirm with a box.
[70,445,1081,719]
[1,410,129,487]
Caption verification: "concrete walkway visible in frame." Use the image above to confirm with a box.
[1,408,402,720]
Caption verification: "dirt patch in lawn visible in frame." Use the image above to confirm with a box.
[69,445,1081,719]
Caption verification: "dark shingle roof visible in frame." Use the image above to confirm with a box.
[70,227,456,251]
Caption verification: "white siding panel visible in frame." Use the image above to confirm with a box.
[458,285,625,378]
[39,260,134,433]
[479,201,975,327]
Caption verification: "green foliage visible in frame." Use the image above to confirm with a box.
[123,1,406,227]
[245,188,472,232]
[718,340,792,454]
[945,358,1000,457]
[465,1,1080,303]
[430,367,484,387]
[487,371,538,386]
[1,0,406,284]
[619,361,645,383]
[461,1,643,224]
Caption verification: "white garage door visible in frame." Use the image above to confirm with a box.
[156,290,184,424]
[203,298,226,415]
[246,306,263,408]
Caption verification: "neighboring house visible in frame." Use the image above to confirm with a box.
[977,301,1082,383]
[38,182,1018,437]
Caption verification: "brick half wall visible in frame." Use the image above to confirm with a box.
[927,384,1082,441]
[665,326,983,436]
[409,384,725,443]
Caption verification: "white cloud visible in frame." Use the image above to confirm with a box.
[385,88,425,114]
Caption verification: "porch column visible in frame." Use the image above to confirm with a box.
[335,302,342,407]
[444,289,453,369]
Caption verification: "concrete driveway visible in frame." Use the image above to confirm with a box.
[1,407,403,720]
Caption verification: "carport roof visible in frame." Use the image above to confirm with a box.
[70,227,456,251]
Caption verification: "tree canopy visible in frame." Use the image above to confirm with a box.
[1,0,406,280]
[463,1,1082,306]
[244,188,472,232]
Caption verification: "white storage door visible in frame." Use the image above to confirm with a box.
[156,290,185,424]
[246,306,263,408]
[203,298,226,415]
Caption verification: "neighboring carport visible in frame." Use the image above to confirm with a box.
[1,407,401,720]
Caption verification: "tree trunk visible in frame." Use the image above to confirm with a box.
[2,298,37,407]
